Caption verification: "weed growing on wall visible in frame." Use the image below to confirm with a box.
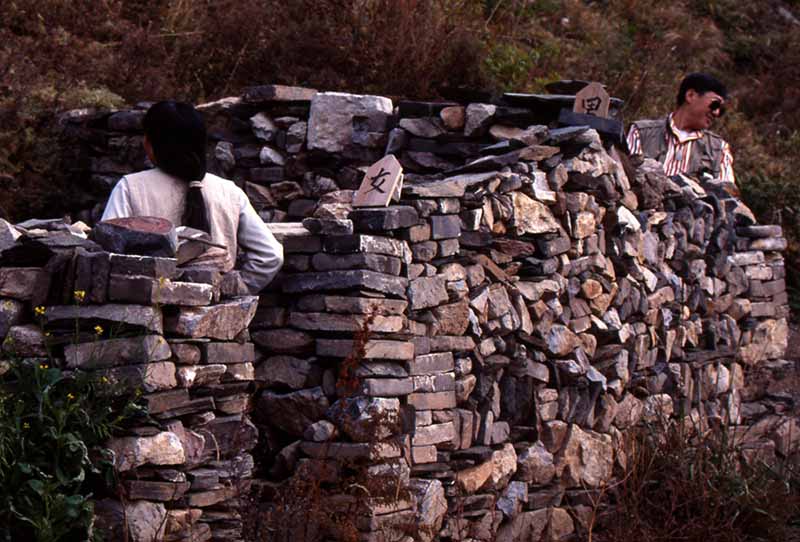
[0,360,145,541]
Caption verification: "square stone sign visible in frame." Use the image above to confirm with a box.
[353,154,404,207]
[573,82,610,118]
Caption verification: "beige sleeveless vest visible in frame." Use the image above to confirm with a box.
[122,168,244,271]
[633,117,725,179]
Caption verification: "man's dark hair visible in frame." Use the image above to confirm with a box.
[676,73,727,106]
[143,101,210,233]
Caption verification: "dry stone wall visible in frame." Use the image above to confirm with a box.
[4,84,792,541]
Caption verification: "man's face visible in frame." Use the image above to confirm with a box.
[685,89,725,130]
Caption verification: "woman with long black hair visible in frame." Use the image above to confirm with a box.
[101,101,283,292]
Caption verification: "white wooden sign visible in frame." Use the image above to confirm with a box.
[574,82,610,118]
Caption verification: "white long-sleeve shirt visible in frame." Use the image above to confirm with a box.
[102,168,283,293]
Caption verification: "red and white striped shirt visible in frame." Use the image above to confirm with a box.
[626,114,736,185]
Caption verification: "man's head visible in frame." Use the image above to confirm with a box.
[674,73,728,131]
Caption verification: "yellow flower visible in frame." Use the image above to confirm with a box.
[94,325,104,335]
[67,392,76,401]
[39,363,49,370]
[73,290,86,303]
[44,331,51,337]
[34,306,46,316]
[101,376,109,384]
[22,422,30,429]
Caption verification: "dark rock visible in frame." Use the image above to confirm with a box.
[349,206,420,232]
[258,387,330,436]
[282,270,408,298]
[93,217,177,258]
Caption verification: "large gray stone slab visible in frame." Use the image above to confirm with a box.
[258,387,330,436]
[0,267,48,300]
[65,334,172,368]
[164,296,258,340]
[282,270,408,298]
[307,92,393,153]
[109,275,214,306]
[43,304,163,333]
[93,216,178,258]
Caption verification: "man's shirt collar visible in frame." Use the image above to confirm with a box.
[668,113,704,144]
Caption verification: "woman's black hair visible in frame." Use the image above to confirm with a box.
[143,101,210,233]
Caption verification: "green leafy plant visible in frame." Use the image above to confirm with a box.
[0,358,144,542]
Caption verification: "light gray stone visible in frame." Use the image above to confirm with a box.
[464,103,496,136]
[327,396,401,442]
[511,193,560,235]
[546,324,581,356]
[304,420,337,442]
[308,92,393,153]
[164,296,258,340]
[250,112,278,142]
[408,276,448,310]
[517,442,555,485]
[554,425,613,488]
[176,364,226,387]
[410,478,447,542]
[95,499,167,542]
[65,335,171,369]
[109,432,185,472]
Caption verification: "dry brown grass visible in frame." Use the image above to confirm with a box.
[592,420,800,542]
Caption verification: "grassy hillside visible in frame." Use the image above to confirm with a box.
[1,0,799,297]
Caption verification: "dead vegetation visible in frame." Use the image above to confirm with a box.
[592,419,800,542]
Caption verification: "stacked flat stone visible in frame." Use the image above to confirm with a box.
[0,225,259,542]
[46,86,795,541]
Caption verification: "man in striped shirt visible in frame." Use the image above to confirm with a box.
[626,73,736,189]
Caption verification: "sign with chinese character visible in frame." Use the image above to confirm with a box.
[353,154,404,207]
[573,82,610,118]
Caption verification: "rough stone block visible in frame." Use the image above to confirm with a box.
[282,270,408,298]
[109,275,214,306]
[310,253,402,275]
[407,276,448,310]
[362,377,414,396]
[44,304,163,334]
[406,352,455,375]
[109,254,178,279]
[308,92,393,153]
[289,312,405,333]
[316,339,415,360]
[164,296,258,340]
[297,295,408,315]
[350,206,420,232]
[412,445,438,464]
[251,328,315,354]
[0,267,48,300]
[99,361,177,393]
[430,215,461,240]
[65,334,171,369]
[202,342,256,364]
[413,422,455,446]
[407,391,456,410]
